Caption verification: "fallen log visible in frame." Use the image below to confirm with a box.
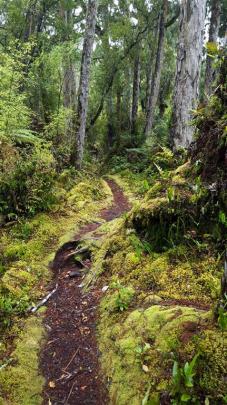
[29,284,58,313]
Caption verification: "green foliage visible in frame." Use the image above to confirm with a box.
[0,143,57,217]
[167,186,175,203]
[0,46,31,140]
[104,281,135,312]
[171,354,200,404]
[218,211,227,227]
[129,234,152,259]
[0,293,30,327]
[218,294,227,331]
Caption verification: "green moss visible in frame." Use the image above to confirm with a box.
[2,266,36,297]
[92,227,221,304]
[196,329,227,398]
[92,167,226,403]
[98,303,209,404]
[0,316,45,405]
[101,285,135,313]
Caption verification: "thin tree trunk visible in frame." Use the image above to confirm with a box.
[60,6,77,143]
[106,88,115,149]
[170,0,206,149]
[204,0,221,98]
[71,0,98,169]
[63,62,77,111]
[116,88,122,132]
[131,51,141,139]
[144,0,168,137]
[122,65,132,130]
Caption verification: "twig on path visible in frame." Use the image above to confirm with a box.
[63,348,79,372]
[29,284,58,313]
[64,380,77,404]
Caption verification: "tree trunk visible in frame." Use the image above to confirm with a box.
[106,88,115,149]
[131,51,141,139]
[60,6,77,144]
[122,65,132,131]
[60,7,77,105]
[204,0,221,98]
[63,61,77,111]
[144,0,168,138]
[170,0,206,149]
[71,0,98,169]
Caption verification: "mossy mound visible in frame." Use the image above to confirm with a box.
[87,221,222,305]
[0,316,45,405]
[84,160,227,403]
[98,298,226,404]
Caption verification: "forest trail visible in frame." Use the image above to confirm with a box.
[40,179,130,405]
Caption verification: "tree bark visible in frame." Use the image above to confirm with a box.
[145,43,154,115]
[170,0,206,149]
[63,61,77,111]
[131,51,141,138]
[58,2,77,150]
[106,89,115,149]
[204,0,221,98]
[71,0,98,169]
[60,5,77,111]
[144,0,168,138]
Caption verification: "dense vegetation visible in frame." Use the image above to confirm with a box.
[0,0,226,404]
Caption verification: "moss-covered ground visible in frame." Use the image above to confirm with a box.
[0,148,226,405]
[84,152,227,404]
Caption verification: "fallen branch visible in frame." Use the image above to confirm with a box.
[65,246,89,261]
[64,380,77,404]
[29,284,58,313]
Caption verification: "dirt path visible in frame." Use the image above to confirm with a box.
[40,179,130,405]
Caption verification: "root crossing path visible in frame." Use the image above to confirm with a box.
[40,180,130,405]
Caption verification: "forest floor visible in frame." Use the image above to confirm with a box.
[0,161,226,405]
[40,180,130,405]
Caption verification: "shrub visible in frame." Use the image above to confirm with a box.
[0,142,57,217]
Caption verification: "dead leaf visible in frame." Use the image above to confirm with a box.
[49,381,56,388]
[142,364,149,373]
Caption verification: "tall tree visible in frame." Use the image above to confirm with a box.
[144,0,168,137]
[71,0,98,169]
[204,0,221,98]
[59,2,77,142]
[170,0,207,149]
[131,50,141,138]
